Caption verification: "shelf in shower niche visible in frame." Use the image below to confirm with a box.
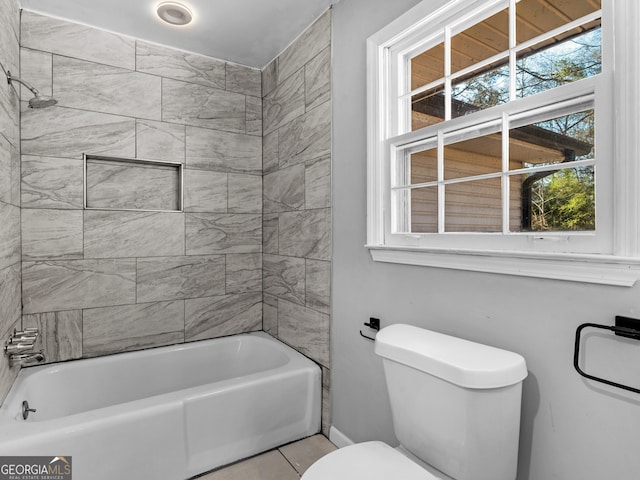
[84,154,183,212]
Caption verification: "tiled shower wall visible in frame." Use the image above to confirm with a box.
[18,11,264,363]
[0,0,22,402]
[261,12,332,434]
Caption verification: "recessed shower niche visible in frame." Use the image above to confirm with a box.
[84,154,183,212]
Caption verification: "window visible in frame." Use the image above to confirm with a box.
[367,0,640,286]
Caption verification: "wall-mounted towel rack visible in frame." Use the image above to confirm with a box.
[360,317,380,341]
[573,316,640,394]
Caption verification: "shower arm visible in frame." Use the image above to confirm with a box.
[6,71,40,96]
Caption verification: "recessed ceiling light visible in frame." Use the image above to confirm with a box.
[156,2,193,26]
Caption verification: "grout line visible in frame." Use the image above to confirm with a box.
[276,448,303,478]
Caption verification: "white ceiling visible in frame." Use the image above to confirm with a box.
[19,0,336,69]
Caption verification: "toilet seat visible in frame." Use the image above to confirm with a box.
[301,441,438,480]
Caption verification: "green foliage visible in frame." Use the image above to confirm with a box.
[531,168,595,231]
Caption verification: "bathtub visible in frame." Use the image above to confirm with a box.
[0,332,321,479]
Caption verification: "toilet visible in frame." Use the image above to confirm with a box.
[303,324,528,480]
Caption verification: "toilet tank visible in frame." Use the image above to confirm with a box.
[375,324,527,480]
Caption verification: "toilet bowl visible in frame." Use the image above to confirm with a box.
[302,324,527,480]
[302,441,449,480]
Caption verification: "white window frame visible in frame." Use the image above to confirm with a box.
[366,0,640,286]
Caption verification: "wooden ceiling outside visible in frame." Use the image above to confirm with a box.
[411,0,602,90]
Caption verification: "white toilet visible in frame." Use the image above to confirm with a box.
[303,324,528,480]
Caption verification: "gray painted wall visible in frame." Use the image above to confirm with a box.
[331,1,640,479]
[0,0,22,403]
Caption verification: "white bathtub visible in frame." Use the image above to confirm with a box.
[0,332,321,479]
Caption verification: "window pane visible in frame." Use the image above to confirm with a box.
[510,109,594,169]
[445,178,502,232]
[510,166,595,232]
[410,148,438,185]
[411,42,444,91]
[452,62,509,118]
[409,187,438,233]
[516,0,601,45]
[444,135,502,180]
[412,85,445,130]
[451,8,508,73]
[517,26,601,99]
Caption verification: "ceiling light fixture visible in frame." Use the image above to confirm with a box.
[156,2,193,26]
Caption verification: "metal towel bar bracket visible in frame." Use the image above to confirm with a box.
[360,317,380,341]
[573,316,640,395]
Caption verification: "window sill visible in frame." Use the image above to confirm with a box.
[366,245,640,287]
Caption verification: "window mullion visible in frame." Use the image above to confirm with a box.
[502,113,510,234]
[437,131,445,233]
[444,26,452,121]
[508,0,516,102]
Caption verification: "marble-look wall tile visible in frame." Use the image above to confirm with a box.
[262,58,278,98]
[263,69,305,135]
[21,155,84,209]
[162,78,246,133]
[85,159,180,211]
[226,63,261,97]
[226,253,262,294]
[53,56,161,120]
[136,41,226,89]
[136,119,185,163]
[184,169,227,213]
[19,48,52,99]
[278,299,330,367]
[137,255,225,303]
[321,366,331,436]
[246,96,263,136]
[185,292,261,342]
[0,315,20,404]
[263,130,279,175]
[263,294,278,336]
[186,213,261,254]
[0,0,19,76]
[305,155,331,209]
[263,214,279,255]
[228,174,262,213]
[263,164,305,213]
[22,259,136,314]
[21,106,136,159]
[21,11,136,70]
[22,310,82,363]
[0,264,21,341]
[278,11,331,83]
[0,73,19,147]
[305,47,331,111]
[83,301,185,357]
[306,259,331,314]
[84,211,185,258]
[0,136,19,206]
[186,126,261,174]
[279,209,331,261]
[22,209,83,261]
[263,254,305,306]
[0,202,20,270]
[279,101,331,168]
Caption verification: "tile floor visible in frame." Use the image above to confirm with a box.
[193,434,337,480]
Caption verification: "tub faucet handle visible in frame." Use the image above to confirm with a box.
[5,342,37,354]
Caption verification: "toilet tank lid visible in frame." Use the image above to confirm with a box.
[374,324,527,389]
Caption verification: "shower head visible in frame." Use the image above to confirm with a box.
[6,71,58,109]
[27,95,58,109]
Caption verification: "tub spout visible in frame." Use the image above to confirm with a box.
[9,352,45,368]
